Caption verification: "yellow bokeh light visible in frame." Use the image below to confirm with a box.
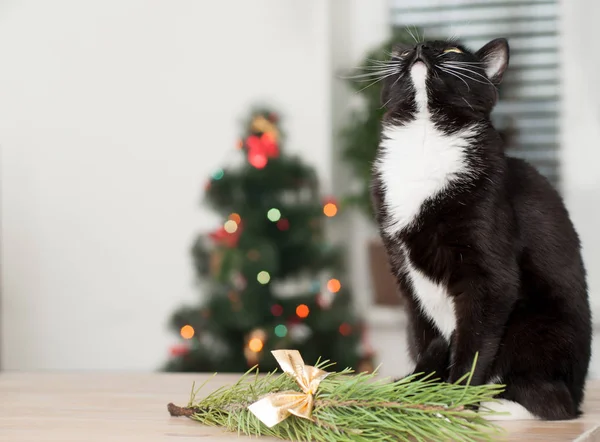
[229,213,242,224]
[323,202,338,217]
[180,325,195,340]
[248,338,264,353]
[257,271,271,285]
[224,220,238,233]
[327,278,341,293]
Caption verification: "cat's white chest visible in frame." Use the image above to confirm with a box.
[376,116,478,235]
[375,113,478,339]
[402,247,456,339]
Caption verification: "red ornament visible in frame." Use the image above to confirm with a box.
[169,344,190,357]
[245,133,279,169]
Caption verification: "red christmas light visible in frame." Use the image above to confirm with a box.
[248,151,268,169]
[271,304,284,316]
[277,219,290,231]
[209,220,242,248]
[169,344,190,357]
[339,323,352,336]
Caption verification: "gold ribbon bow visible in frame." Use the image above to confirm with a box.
[248,349,329,428]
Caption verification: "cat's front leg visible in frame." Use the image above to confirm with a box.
[448,277,518,385]
[412,336,450,381]
[403,295,451,381]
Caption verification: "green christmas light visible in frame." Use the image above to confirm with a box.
[257,271,271,285]
[267,208,281,222]
[274,324,287,338]
[212,168,224,180]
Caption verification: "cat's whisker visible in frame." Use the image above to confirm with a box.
[412,25,422,43]
[437,66,471,91]
[462,97,475,111]
[363,65,400,72]
[366,59,397,64]
[441,64,495,87]
[362,64,401,71]
[365,61,391,66]
[341,68,400,80]
[442,61,485,66]
[356,72,399,92]
[380,94,395,110]
[443,65,493,84]
[440,66,482,88]
[351,67,399,74]
[406,26,418,44]
[344,75,399,83]
[390,72,405,88]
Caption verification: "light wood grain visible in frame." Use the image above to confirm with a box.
[0,373,599,441]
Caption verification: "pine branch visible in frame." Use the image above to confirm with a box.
[168,359,506,442]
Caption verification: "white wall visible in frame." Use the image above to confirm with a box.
[0,0,332,370]
[330,0,389,314]
[560,0,600,377]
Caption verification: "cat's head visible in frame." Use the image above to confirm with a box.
[381,38,509,120]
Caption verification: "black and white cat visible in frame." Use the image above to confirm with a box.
[371,38,592,420]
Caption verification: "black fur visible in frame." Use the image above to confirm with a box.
[371,38,592,420]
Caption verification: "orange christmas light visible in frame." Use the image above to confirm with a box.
[248,338,264,353]
[323,202,338,217]
[229,213,242,224]
[180,325,195,340]
[296,304,310,318]
[327,278,341,293]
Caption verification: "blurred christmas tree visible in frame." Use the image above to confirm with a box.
[165,108,375,373]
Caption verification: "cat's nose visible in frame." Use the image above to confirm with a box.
[415,44,427,58]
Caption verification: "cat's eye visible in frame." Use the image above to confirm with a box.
[401,50,411,57]
[443,47,463,54]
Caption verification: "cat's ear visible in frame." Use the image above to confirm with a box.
[476,38,509,84]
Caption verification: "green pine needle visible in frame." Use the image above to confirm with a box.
[169,356,506,442]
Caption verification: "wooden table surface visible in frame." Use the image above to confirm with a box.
[0,372,599,441]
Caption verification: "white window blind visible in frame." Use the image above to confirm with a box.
[390,0,559,186]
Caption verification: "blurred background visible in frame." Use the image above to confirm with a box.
[0,0,598,377]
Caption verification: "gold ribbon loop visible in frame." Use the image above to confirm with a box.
[248,350,329,427]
